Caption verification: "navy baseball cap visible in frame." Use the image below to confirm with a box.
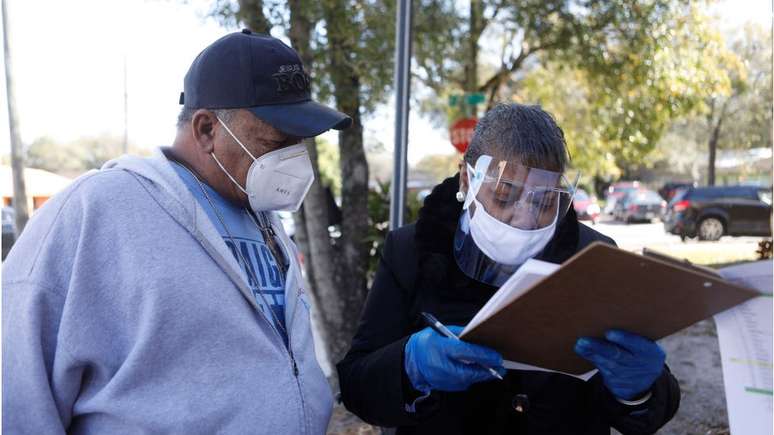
[179,29,351,137]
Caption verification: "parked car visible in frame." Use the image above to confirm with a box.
[573,189,600,224]
[614,189,666,223]
[658,181,695,202]
[2,206,16,260]
[663,185,773,241]
[603,181,641,214]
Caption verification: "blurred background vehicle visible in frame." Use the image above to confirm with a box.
[603,181,641,215]
[2,206,16,260]
[614,189,666,223]
[663,185,773,241]
[659,181,695,203]
[573,188,601,224]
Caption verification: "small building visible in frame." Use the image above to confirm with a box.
[1,166,74,212]
[715,147,773,186]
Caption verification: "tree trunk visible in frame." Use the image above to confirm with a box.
[464,0,481,117]
[322,0,370,367]
[707,120,721,186]
[235,0,370,382]
[285,0,345,381]
[465,0,480,91]
[2,0,29,234]
[706,98,728,187]
[237,0,272,34]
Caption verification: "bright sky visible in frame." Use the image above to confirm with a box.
[0,0,770,166]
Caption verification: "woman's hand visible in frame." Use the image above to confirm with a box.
[575,329,666,401]
[404,326,506,393]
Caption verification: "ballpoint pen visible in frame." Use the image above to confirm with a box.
[420,311,504,381]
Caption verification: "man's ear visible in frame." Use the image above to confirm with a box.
[458,161,468,195]
[191,110,218,153]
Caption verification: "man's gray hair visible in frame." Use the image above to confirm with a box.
[176,107,236,129]
[464,103,569,172]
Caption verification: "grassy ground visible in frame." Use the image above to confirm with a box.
[643,241,762,267]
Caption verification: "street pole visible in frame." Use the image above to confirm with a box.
[123,54,128,155]
[2,0,29,235]
[390,0,412,231]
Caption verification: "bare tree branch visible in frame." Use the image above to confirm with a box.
[478,39,560,94]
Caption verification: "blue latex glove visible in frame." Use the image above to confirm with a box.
[404,326,506,393]
[574,329,666,400]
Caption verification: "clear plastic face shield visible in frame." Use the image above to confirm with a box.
[454,155,580,286]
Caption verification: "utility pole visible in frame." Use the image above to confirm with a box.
[2,0,29,234]
[123,54,128,154]
[389,0,412,230]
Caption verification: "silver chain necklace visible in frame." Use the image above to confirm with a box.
[172,160,290,340]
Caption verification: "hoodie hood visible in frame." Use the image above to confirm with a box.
[101,148,269,314]
[102,149,198,223]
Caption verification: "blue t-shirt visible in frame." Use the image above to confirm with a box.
[171,162,287,341]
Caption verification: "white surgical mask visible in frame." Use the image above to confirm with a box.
[212,117,315,212]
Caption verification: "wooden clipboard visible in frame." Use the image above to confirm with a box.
[459,242,761,375]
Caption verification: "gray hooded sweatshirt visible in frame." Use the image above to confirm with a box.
[2,150,333,434]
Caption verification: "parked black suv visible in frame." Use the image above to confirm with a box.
[663,185,772,241]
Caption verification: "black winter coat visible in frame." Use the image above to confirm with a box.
[337,175,680,435]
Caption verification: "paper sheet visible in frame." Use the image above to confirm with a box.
[461,259,559,336]
[714,260,773,435]
[503,360,597,381]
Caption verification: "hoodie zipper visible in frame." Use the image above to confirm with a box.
[219,209,308,432]
[171,159,307,433]
[266,218,308,433]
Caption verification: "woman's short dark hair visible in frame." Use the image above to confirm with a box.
[464,103,569,172]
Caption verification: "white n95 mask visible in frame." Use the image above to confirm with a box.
[212,117,315,212]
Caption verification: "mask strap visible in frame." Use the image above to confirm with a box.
[210,152,249,195]
[216,116,259,161]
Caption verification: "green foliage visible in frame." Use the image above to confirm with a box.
[708,24,773,151]
[23,135,150,177]
[207,0,286,33]
[647,23,772,182]
[210,0,396,116]
[514,2,737,179]
[365,180,422,282]
[519,65,620,178]
[413,153,461,183]
[316,137,341,196]
[414,1,701,115]
[412,0,747,181]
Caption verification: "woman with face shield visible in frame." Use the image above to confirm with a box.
[336,104,680,435]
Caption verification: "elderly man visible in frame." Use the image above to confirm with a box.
[3,30,349,434]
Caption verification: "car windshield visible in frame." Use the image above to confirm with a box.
[628,190,661,203]
[575,189,589,201]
